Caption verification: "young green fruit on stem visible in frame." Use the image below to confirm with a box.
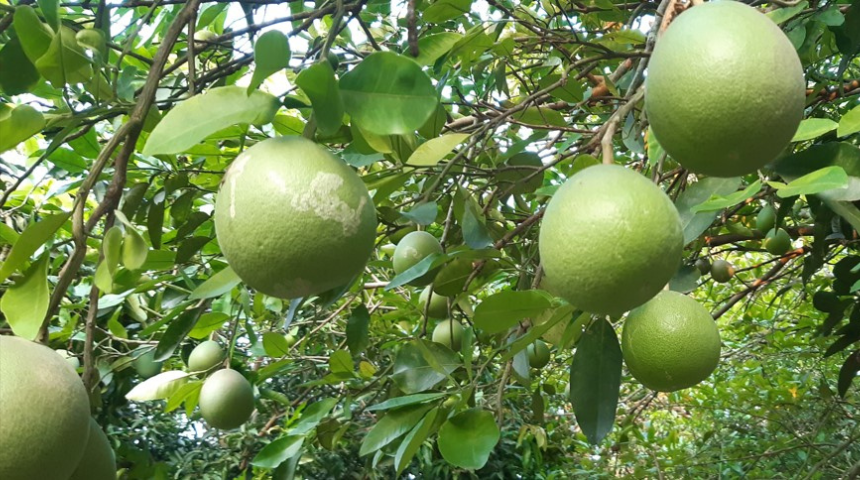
[764,228,792,256]
[393,231,443,286]
[621,290,721,392]
[188,340,225,373]
[539,164,683,316]
[432,319,464,351]
[527,340,551,369]
[711,259,735,283]
[199,369,255,430]
[645,1,804,177]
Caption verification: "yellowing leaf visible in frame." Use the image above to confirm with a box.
[406,133,470,167]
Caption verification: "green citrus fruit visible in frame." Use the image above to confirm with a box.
[199,369,255,430]
[0,336,91,480]
[285,334,298,347]
[69,418,116,480]
[393,231,443,286]
[193,30,217,43]
[538,164,683,315]
[645,1,804,177]
[527,340,551,368]
[497,152,543,194]
[711,259,735,283]
[133,349,163,378]
[695,258,711,275]
[621,290,721,392]
[188,340,225,373]
[75,28,106,52]
[419,286,449,319]
[764,228,792,255]
[756,205,777,233]
[56,348,81,369]
[214,137,377,299]
[432,319,464,351]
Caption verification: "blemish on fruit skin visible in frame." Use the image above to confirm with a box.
[267,170,288,194]
[291,172,366,236]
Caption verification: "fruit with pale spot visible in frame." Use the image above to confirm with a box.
[214,137,377,299]
[199,369,255,430]
[393,231,443,286]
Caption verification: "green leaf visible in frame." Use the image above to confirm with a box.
[263,332,291,357]
[690,180,762,213]
[121,227,148,271]
[569,318,622,444]
[437,408,500,469]
[339,51,439,136]
[406,133,470,167]
[401,201,438,226]
[675,177,742,244]
[34,26,93,87]
[296,61,344,136]
[154,308,201,362]
[422,0,472,22]
[366,392,447,412]
[13,6,52,63]
[773,166,848,198]
[36,0,59,31]
[391,340,459,394]
[248,30,291,93]
[385,252,447,290]
[766,1,808,24]
[0,254,49,340]
[0,104,45,153]
[838,104,860,138]
[148,192,165,250]
[189,266,240,300]
[792,118,838,142]
[329,349,354,374]
[0,211,69,284]
[142,87,280,155]
[512,106,567,128]
[462,201,493,249]
[359,403,434,456]
[165,381,202,413]
[395,408,439,474]
[0,37,40,95]
[473,290,552,335]
[289,397,338,435]
[414,33,463,66]
[125,371,190,401]
[251,435,304,469]
[101,225,123,275]
[432,257,472,296]
[346,304,370,355]
[837,350,860,398]
[189,312,230,339]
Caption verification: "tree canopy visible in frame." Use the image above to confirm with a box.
[1,0,860,478]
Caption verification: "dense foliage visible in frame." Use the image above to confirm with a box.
[1,0,860,478]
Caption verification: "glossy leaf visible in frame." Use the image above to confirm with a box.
[251,436,304,469]
[142,87,280,155]
[395,408,439,474]
[359,403,433,456]
[414,33,463,65]
[0,37,40,95]
[0,104,46,153]
[391,340,459,394]
[366,393,447,412]
[154,308,201,362]
[437,408,500,469]
[838,104,860,138]
[0,254,50,340]
[691,180,762,213]
[339,52,439,135]
[295,61,344,136]
[406,134,470,166]
[248,30,291,93]
[569,318,622,444]
[346,304,370,355]
[473,290,552,334]
[674,177,742,244]
[772,166,848,198]
[792,118,838,142]
[125,371,190,401]
[189,266,240,300]
[0,211,69,283]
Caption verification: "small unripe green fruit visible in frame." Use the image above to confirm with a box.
[393,231,443,286]
[379,243,397,257]
[284,334,298,347]
[76,28,106,52]
[711,259,735,283]
[193,30,217,43]
[133,349,163,379]
[695,258,711,275]
[527,340,551,369]
[764,228,792,256]
[756,205,776,233]
[199,369,255,430]
[418,286,449,319]
[0,336,91,480]
[69,418,116,480]
[188,340,225,373]
[432,319,464,351]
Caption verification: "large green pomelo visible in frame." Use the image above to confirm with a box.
[214,137,377,299]
[69,418,116,480]
[419,286,449,319]
[393,231,443,286]
[621,291,721,392]
[188,340,225,373]
[538,164,683,315]
[199,369,255,430]
[645,1,805,177]
[0,336,91,480]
